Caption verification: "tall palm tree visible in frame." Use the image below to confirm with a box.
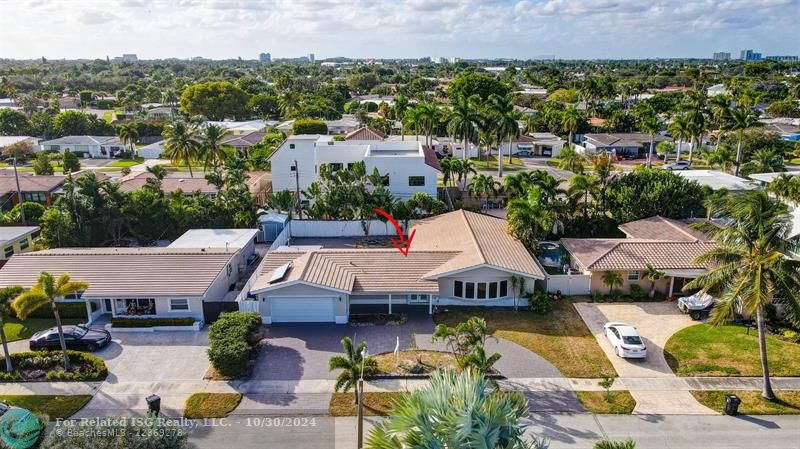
[555,144,585,173]
[728,107,763,177]
[0,286,24,373]
[561,104,581,149]
[468,174,501,209]
[117,123,140,158]
[687,192,800,400]
[486,94,520,176]
[568,174,598,218]
[394,94,409,140]
[453,158,477,190]
[507,188,558,247]
[13,273,89,371]
[328,337,377,403]
[446,94,480,161]
[708,95,732,152]
[163,120,200,178]
[643,263,664,298]
[640,114,661,168]
[414,102,441,147]
[668,115,691,163]
[199,123,232,170]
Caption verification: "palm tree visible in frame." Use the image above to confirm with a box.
[601,271,623,295]
[413,102,441,147]
[163,120,200,178]
[278,91,299,118]
[507,188,559,247]
[640,114,661,168]
[561,104,581,149]
[668,114,691,163]
[468,174,500,209]
[394,94,409,140]
[199,123,232,170]
[555,144,585,173]
[12,273,89,371]
[146,164,168,181]
[446,94,480,161]
[117,123,140,158]
[643,263,664,298]
[0,286,24,373]
[701,146,736,173]
[728,107,763,176]
[486,94,520,175]
[453,158,477,190]
[568,174,598,218]
[461,345,502,386]
[328,337,377,403]
[708,95,732,152]
[686,191,800,400]
[365,370,547,449]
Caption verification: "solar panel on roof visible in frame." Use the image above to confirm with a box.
[269,263,291,283]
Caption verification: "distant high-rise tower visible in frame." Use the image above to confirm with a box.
[308,53,315,63]
[740,49,762,61]
[713,52,731,61]
[259,52,271,62]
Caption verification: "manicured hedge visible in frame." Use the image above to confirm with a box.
[0,351,108,382]
[29,302,90,320]
[111,317,196,328]
[207,312,262,379]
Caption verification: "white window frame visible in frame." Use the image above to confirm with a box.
[627,271,640,281]
[169,298,190,312]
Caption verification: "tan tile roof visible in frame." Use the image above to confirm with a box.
[117,172,218,194]
[561,238,716,271]
[617,216,711,242]
[345,126,386,141]
[413,210,545,278]
[0,248,236,298]
[255,249,457,293]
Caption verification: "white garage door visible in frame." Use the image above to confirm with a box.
[271,297,336,323]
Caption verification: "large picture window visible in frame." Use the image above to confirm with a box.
[118,298,156,316]
[454,280,511,299]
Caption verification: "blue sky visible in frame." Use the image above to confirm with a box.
[0,0,798,60]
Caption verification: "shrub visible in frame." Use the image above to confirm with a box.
[610,289,623,302]
[629,284,646,301]
[29,301,89,319]
[526,290,552,314]
[783,329,800,343]
[111,317,196,328]
[292,118,327,135]
[0,351,107,381]
[207,312,262,378]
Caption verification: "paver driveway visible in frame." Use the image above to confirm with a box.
[574,302,714,414]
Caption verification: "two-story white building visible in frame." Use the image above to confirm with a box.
[269,134,441,200]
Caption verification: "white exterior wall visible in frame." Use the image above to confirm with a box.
[289,219,412,237]
[367,155,438,200]
[255,284,349,324]
[270,136,319,193]
[436,266,540,307]
[108,296,205,321]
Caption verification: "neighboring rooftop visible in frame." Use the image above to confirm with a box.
[222,131,267,147]
[675,170,757,191]
[584,133,669,146]
[0,136,37,148]
[0,248,236,297]
[749,171,800,184]
[618,216,711,242]
[169,229,258,250]
[40,135,121,146]
[561,238,716,271]
[345,126,386,141]
[117,172,218,194]
[0,226,39,245]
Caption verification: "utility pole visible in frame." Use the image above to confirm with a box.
[293,159,302,219]
[12,155,26,226]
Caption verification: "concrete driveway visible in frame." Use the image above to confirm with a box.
[574,302,714,414]
[8,329,210,382]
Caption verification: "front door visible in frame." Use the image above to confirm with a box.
[103,299,113,313]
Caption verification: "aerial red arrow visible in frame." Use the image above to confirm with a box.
[374,207,415,257]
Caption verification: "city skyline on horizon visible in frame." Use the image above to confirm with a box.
[0,0,799,61]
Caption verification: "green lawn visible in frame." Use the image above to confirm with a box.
[2,317,83,342]
[329,392,405,416]
[434,300,616,378]
[0,395,92,420]
[692,391,800,415]
[184,393,242,419]
[109,157,144,167]
[665,324,800,376]
[576,391,636,414]
[471,156,524,171]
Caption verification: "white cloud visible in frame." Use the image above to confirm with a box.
[0,0,797,59]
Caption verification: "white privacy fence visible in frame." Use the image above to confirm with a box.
[546,274,592,296]
[288,219,415,237]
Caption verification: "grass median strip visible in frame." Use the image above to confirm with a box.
[576,391,636,414]
[329,392,406,417]
[0,395,92,420]
[434,300,616,378]
[184,393,242,419]
[691,391,800,415]
[665,324,800,376]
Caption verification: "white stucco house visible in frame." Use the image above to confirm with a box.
[0,229,258,326]
[40,136,126,159]
[269,134,441,200]
[244,210,546,324]
[498,133,565,158]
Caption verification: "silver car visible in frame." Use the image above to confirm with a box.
[604,322,647,359]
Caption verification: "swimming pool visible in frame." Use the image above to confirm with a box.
[537,242,564,267]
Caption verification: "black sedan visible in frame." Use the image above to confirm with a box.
[29,325,111,352]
